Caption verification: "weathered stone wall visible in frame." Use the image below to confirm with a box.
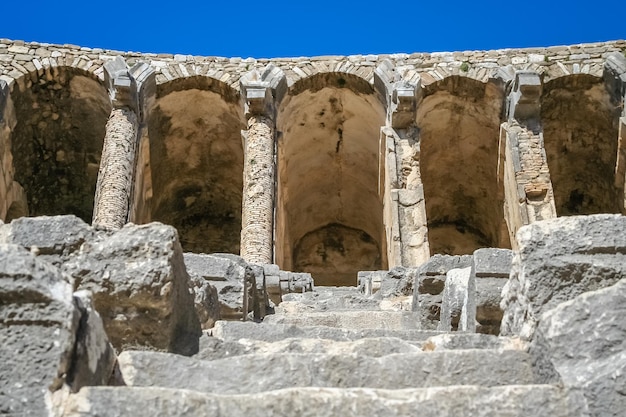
[1,38,625,285]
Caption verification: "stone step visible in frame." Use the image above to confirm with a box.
[62,385,584,417]
[278,292,412,314]
[210,320,443,342]
[117,349,537,394]
[263,310,421,330]
[422,333,528,351]
[196,335,424,360]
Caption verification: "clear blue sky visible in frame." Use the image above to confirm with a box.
[2,1,624,58]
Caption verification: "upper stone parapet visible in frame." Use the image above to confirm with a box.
[1,38,625,93]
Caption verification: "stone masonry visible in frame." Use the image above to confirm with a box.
[0,38,625,416]
[1,38,625,279]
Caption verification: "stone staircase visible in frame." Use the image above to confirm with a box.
[61,285,585,417]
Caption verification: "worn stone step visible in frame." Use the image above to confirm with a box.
[263,310,421,330]
[117,349,537,394]
[210,320,442,342]
[195,335,424,360]
[62,385,584,417]
[422,333,528,351]
[278,292,412,314]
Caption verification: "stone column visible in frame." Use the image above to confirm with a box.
[500,71,556,249]
[239,66,286,264]
[92,57,155,229]
[375,61,429,268]
[604,52,626,213]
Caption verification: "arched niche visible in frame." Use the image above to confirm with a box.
[276,73,387,286]
[542,74,622,216]
[9,67,111,222]
[417,76,509,255]
[144,76,245,254]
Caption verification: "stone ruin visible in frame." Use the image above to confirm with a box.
[0,37,625,416]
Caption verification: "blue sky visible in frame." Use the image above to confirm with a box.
[3,1,624,58]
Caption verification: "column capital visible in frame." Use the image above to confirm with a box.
[374,60,420,129]
[604,52,626,114]
[507,70,542,130]
[240,64,286,119]
[104,57,156,122]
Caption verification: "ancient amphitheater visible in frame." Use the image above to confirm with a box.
[0,38,625,416]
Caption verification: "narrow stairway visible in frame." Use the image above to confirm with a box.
[62,285,584,417]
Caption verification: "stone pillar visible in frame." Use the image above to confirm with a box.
[500,71,556,249]
[92,57,155,229]
[604,52,626,213]
[239,66,286,264]
[375,60,429,268]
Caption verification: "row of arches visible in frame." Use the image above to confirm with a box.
[1,66,623,286]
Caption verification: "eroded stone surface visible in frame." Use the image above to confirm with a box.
[117,349,536,393]
[61,385,587,417]
[501,214,626,339]
[65,222,201,355]
[532,279,626,417]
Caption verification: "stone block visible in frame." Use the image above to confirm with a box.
[438,267,474,332]
[0,214,94,268]
[532,279,626,417]
[475,277,507,335]
[65,223,201,355]
[473,248,513,278]
[501,214,626,339]
[0,244,77,415]
[184,252,268,321]
[412,254,473,329]
[0,244,115,416]
[69,291,117,390]
[375,266,414,298]
[189,275,220,329]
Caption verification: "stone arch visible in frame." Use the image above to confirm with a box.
[542,74,622,216]
[143,75,245,254]
[418,75,510,255]
[8,66,111,222]
[276,72,387,286]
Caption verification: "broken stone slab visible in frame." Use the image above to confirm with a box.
[501,214,626,339]
[65,222,201,355]
[412,254,473,329]
[532,278,626,417]
[210,320,442,343]
[0,214,94,268]
[475,277,507,335]
[184,252,248,320]
[69,291,117,390]
[195,335,423,361]
[0,244,78,415]
[473,248,513,278]
[60,385,588,417]
[189,276,220,329]
[471,248,512,334]
[184,252,269,321]
[437,267,475,332]
[422,333,528,352]
[376,267,415,298]
[263,310,421,330]
[116,349,537,394]
[0,244,115,416]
